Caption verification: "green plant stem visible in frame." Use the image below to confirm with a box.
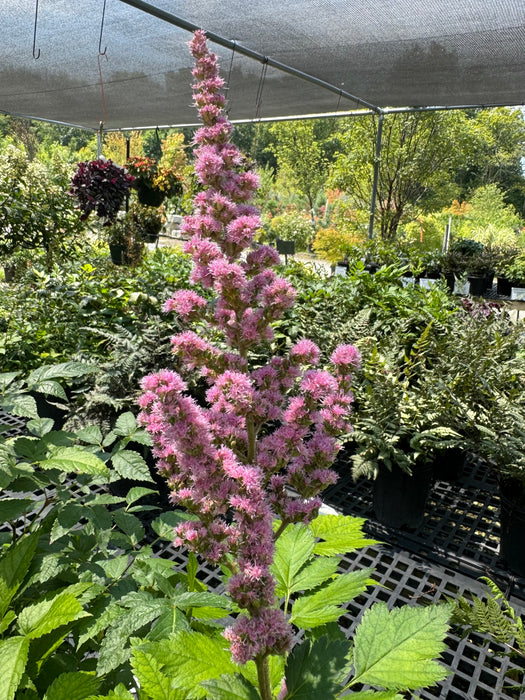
[255,655,272,700]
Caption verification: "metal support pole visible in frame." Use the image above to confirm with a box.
[97,123,104,158]
[367,112,384,239]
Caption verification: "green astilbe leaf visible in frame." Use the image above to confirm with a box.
[130,648,187,700]
[348,601,452,692]
[39,447,109,477]
[284,635,351,699]
[111,449,154,482]
[140,631,237,699]
[0,531,39,618]
[290,568,375,628]
[42,671,100,700]
[0,636,30,700]
[201,673,260,700]
[272,524,315,598]
[97,593,169,674]
[310,514,379,555]
[17,584,92,639]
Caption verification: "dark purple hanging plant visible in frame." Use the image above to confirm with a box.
[69,158,134,225]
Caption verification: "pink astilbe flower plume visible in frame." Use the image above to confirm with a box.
[138,29,360,668]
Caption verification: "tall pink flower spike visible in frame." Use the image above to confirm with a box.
[138,28,361,665]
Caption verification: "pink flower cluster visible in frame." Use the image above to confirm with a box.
[138,29,361,666]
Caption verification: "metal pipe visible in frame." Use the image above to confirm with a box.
[116,0,381,113]
[367,112,384,239]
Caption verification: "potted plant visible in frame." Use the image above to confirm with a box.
[127,201,166,243]
[107,213,144,266]
[475,400,525,576]
[126,156,183,207]
[500,252,525,299]
[69,158,134,225]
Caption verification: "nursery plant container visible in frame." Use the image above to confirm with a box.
[431,447,467,483]
[496,275,512,296]
[372,461,433,530]
[109,243,128,266]
[467,275,488,296]
[510,286,525,301]
[135,181,165,207]
[498,476,525,577]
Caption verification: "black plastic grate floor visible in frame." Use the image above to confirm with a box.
[323,457,525,599]
[2,411,525,699]
[0,409,27,438]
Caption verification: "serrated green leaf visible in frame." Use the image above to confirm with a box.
[6,394,38,419]
[0,635,30,700]
[12,436,46,462]
[27,361,95,384]
[111,450,153,482]
[349,602,452,691]
[85,493,126,506]
[0,532,38,618]
[97,596,168,674]
[112,510,145,542]
[131,648,187,699]
[50,502,87,542]
[113,412,139,437]
[171,591,232,611]
[148,606,191,641]
[285,636,351,699]
[99,555,130,581]
[40,447,109,478]
[43,671,100,700]
[126,486,157,504]
[17,587,90,639]
[310,514,379,556]
[291,569,375,628]
[272,524,315,599]
[32,379,68,400]
[201,673,260,700]
[152,510,199,540]
[25,417,54,437]
[0,497,34,522]
[154,631,237,698]
[288,557,340,595]
[76,425,104,445]
[0,609,17,635]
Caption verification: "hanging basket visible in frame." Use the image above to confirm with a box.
[135,181,165,207]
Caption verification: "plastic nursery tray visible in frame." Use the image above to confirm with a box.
[0,409,27,438]
[340,543,525,700]
[323,458,525,601]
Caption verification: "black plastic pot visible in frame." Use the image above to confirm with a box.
[498,477,525,577]
[431,447,467,483]
[468,275,488,296]
[109,243,128,266]
[496,276,512,297]
[373,461,433,530]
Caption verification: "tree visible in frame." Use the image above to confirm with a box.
[269,121,328,224]
[455,108,525,216]
[330,111,472,241]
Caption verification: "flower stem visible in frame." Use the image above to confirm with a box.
[255,655,273,700]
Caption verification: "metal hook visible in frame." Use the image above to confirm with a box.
[32,0,40,59]
[98,0,108,56]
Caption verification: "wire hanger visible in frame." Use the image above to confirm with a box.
[98,0,108,56]
[32,0,40,59]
